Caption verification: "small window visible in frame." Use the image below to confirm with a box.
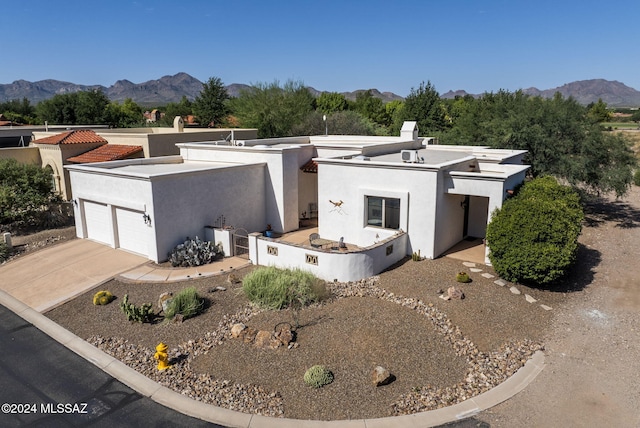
[366,196,400,229]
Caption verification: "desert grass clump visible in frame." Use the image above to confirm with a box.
[164,287,203,320]
[304,365,334,388]
[242,266,326,310]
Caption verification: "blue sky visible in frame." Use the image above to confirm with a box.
[2,0,639,97]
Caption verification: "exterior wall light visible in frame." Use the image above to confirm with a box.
[143,213,152,225]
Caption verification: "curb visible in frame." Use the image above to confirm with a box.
[0,289,545,428]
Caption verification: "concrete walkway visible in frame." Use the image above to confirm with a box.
[0,240,545,427]
[0,240,148,312]
[119,256,250,283]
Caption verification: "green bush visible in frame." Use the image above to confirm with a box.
[0,241,10,262]
[486,177,584,285]
[242,266,326,310]
[303,365,334,388]
[456,272,471,283]
[164,287,203,320]
[634,169,640,186]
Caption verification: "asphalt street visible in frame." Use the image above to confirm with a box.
[0,304,222,428]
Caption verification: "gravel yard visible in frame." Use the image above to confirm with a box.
[41,185,640,423]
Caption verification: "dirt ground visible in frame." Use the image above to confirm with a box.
[476,186,640,427]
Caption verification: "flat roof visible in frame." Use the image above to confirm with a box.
[370,148,472,165]
[65,157,262,178]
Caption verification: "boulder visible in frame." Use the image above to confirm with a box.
[447,286,465,300]
[158,292,173,312]
[254,330,281,349]
[275,328,294,346]
[231,323,247,338]
[243,327,258,343]
[372,366,392,386]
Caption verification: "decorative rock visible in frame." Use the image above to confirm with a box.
[447,286,465,300]
[540,304,553,311]
[470,268,483,273]
[372,366,392,386]
[494,279,507,286]
[254,330,281,349]
[231,323,247,338]
[525,294,537,303]
[509,286,521,295]
[274,328,294,346]
[158,292,173,312]
[481,273,495,279]
[462,262,476,267]
[243,327,258,343]
[172,313,184,324]
[227,273,240,284]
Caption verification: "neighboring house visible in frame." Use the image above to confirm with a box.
[22,118,258,200]
[65,122,529,281]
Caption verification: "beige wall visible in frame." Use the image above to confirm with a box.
[0,147,41,164]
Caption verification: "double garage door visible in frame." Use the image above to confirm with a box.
[83,201,149,257]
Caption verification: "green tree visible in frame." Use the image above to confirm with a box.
[0,98,36,124]
[440,91,637,196]
[353,90,389,126]
[232,80,315,138]
[486,177,584,286]
[385,100,405,134]
[401,81,448,134]
[316,92,348,114]
[586,98,612,123]
[105,98,143,128]
[0,159,59,228]
[161,96,193,126]
[75,89,110,124]
[291,110,380,136]
[192,77,230,127]
[36,90,110,125]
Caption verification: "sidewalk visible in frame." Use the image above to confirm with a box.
[118,256,251,283]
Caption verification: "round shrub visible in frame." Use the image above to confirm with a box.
[304,365,334,388]
[486,177,583,286]
[93,290,115,305]
[242,266,326,310]
[164,287,203,320]
[456,272,471,283]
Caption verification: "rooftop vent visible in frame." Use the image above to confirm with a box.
[354,155,370,161]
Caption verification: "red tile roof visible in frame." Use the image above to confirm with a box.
[300,159,318,173]
[67,145,144,163]
[32,129,108,145]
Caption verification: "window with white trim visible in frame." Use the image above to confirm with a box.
[366,196,400,229]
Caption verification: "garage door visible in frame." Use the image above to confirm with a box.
[83,201,112,246]
[115,207,149,257]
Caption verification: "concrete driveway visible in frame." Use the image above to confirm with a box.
[0,240,147,313]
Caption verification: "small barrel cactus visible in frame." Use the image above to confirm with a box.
[93,290,115,305]
[304,365,334,388]
[456,272,471,283]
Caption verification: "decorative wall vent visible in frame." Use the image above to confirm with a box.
[305,254,318,265]
[267,246,278,256]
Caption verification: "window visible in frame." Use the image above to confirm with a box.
[366,196,400,229]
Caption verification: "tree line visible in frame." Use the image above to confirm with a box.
[1,76,637,196]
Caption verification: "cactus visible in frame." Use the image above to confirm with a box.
[304,365,334,388]
[412,250,421,261]
[120,294,154,323]
[168,236,224,267]
[456,272,471,283]
[93,290,115,305]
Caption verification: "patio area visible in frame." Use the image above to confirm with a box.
[443,238,487,265]
[276,227,362,251]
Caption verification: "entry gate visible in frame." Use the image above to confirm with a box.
[233,228,249,259]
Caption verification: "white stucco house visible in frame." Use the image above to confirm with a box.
[65,122,529,281]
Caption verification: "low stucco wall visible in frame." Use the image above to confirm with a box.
[248,232,407,282]
[0,147,41,164]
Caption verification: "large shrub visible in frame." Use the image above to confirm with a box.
[486,176,584,285]
[0,158,60,230]
[164,287,203,320]
[242,266,326,310]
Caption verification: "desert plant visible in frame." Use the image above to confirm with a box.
[168,236,224,267]
[456,272,471,283]
[164,287,203,320]
[304,365,334,388]
[120,294,154,323]
[93,290,115,305]
[0,241,10,263]
[411,250,421,261]
[242,266,326,310]
[486,176,584,285]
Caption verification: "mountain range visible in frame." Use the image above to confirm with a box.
[1,73,639,107]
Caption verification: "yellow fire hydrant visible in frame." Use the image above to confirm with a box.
[154,342,170,371]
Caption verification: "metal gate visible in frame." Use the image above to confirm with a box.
[233,228,249,259]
